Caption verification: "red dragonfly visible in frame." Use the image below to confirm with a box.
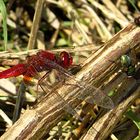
[0,50,114,118]
[0,50,73,83]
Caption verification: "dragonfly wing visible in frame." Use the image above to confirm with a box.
[54,90,82,121]
[39,83,82,121]
[77,85,114,109]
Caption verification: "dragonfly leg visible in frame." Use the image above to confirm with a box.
[37,71,50,92]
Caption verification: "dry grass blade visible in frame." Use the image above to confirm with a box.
[102,0,129,26]
[0,109,12,127]
[90,0,129,27]
[81,2,112,40]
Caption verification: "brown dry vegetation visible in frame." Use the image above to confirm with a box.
[0,0,140,140]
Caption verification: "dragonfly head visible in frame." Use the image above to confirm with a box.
[59,51,73,68]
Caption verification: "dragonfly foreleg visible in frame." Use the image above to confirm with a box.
[37,71,50,92]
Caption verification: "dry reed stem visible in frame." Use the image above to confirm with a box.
[27,0,44,50]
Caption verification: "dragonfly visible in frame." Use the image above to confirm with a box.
[0,50,114,119]
[0,50,73,82]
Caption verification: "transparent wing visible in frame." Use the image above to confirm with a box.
[77,84,114,109]
[39,82,82,121]
[39,58,114,109]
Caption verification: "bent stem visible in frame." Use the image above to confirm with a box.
[12,82,26,123]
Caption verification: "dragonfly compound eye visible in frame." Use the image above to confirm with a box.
[60,51,73,68]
